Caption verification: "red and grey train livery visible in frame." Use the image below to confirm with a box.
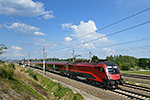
[24,61,124,88]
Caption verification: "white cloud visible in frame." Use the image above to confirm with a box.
[70,34,74,36]
[61,23,72,30]
[0,0,54,19]
[70,20,97,36]
[34,31,45,36]
[64,36,72,41]
[68,20,108,49]
[83,43,96,49]
[6,22,40,33]
[34,38,49,46]
[4,45,25,57]
[13,52,25,57]
[53,44,57,46]
[102,48,116,55]
[12,45,22,50]
[34,38,56,47]
[5,22,46,36]
[42,13,55,19]
[0,24,2,28]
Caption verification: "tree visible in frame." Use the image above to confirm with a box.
[120,63,130,70]
[92,55,98,61]
[138,58,147,69]
[106,55,138,70]
[0,44,7,55]
[148,59,150,68]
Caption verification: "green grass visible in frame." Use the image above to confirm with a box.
[0,76,46,100]
[121,71,150,75]
[139,84,148,87]
[36,73,84,100]
[128,81,136,85]
[123,79,128,83]
[0,94,2,99]
[25,69,38,80]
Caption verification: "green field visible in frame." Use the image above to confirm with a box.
[121,71,150,76]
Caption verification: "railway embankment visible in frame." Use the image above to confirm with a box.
[0,64,84,100]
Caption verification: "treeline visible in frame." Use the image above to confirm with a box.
[21,55,150,71]
[106,55,150,70]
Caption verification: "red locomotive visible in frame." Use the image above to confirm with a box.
[25,61,124,88]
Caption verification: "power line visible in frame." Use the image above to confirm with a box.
[116,45,150,52]
[69,37,150,52]
[93,45,150,57]
[58,7,150,45]
[55,20,150,51]
[97,37,150,49]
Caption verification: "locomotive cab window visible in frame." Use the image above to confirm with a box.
[97,67,105,72]
[107,66,119,74]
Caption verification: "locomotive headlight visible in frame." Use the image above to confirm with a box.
[107,75,110,79]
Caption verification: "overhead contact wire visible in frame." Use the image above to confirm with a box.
[56,21,150,51]
[97,37,150,48]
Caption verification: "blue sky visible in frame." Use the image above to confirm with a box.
[0,0,150,60]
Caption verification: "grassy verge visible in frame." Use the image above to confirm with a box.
[121,71,150,75]
[32,70,84,100]
[0,63,84,100]
[0,63,46,100]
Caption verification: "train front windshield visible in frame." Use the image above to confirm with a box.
[107,66,119,74]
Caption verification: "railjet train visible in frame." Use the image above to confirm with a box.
[24,61,124,88]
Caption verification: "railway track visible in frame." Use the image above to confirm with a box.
[112,88,149,100]
[26,65,150,100]
[123,83,150,93]
[122,73,150,80]
[104,83,150,100]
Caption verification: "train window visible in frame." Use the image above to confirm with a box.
[107,66,119,74]
[97,67,105,72]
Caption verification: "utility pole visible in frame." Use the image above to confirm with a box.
[53,56,55,71]
[5,57,6,63]
[54,56,55,61]
[89,51,91,63]
[73,49,75,62]
[45,52,47,62]
[43,46,45,74]
[22,56,23,65]
[28,52,30,66]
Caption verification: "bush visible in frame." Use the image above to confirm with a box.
[7,63,15,70]
[135,66,140,70]
[0,60,4,64]
[0,64,14,79]
[145,67,149,70]
[32,74,38,80]
[25,69,38,80]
